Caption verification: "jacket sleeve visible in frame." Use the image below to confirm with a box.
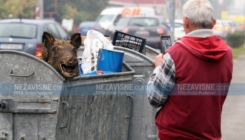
[147,53,176,108]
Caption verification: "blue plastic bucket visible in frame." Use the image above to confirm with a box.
[97,48,124,72]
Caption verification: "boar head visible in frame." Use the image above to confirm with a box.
[42,32,81,79]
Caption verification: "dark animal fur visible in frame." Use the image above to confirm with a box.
[42,32,81,79]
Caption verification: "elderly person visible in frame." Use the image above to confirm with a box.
[147,0,233,140]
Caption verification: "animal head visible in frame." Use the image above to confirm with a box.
[42,32,81,79]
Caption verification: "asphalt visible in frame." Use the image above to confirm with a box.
[221,55,245,140]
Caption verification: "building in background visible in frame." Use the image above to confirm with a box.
[108,0,185,20]
[109,0,166,7]
[109,0,166,17]
[108,0,243,23]
[228,0,245,15]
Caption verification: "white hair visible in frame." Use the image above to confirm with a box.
[182,0,214,28]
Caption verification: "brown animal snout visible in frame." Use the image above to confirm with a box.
[68,57,78,64]
[59,56,79,78]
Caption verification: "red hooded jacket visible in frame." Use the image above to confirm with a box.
[156,34,233,140]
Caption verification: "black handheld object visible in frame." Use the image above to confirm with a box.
[160,35,172,54]
[112,30,146,54]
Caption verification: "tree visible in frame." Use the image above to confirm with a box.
[44,0,109,25]
[0,0,108,23]
[0,0,35,19]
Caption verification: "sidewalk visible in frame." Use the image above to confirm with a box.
[221,55,245,140]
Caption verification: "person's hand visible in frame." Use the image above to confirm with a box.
[154,54,164,67]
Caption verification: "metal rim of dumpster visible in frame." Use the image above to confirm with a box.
[145,45,160,55]
[114,45,159,65]
[72,62,135,80]
[0,50,65,81]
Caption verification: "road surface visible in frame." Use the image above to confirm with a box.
[222,55,245,140]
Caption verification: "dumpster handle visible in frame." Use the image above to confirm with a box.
[126,95,134,140]
[60,101,70,129]
[9,69,34,77]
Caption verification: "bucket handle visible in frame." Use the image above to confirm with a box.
[9,69,34,77]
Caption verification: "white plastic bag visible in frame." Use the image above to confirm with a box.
[81,30,114,74]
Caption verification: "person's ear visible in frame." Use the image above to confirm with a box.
[210,18,216,29]
[183,17,190,33]
[184,17,189,28]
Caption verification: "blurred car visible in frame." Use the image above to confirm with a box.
[94,7,157,38]
[78,21,95,35]
[174,19,185,41]
[212,19,227,39]
[93,7,122,38]
[114,15,168,49]
[0,19,69,58]
[221,19,236,34]
[232,21,245,33]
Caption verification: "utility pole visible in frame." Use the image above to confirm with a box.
[167,0,175,41]
[35,0,43,19]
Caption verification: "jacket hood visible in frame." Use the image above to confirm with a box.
[179,35,228,60]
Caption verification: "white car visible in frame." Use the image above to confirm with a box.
[174,19,185,41]
[212,20,227,39]
[221,19,236,34]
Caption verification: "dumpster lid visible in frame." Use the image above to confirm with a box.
[0,50,65,81]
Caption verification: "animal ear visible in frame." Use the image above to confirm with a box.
[42,32,54,61]
[42,32,55,48]
[70,33,82,49]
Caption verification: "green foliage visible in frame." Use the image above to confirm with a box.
[232,44,245,59]
[226,31,245,48]
[0,0,108,26]
[44,0,109,25]
[0,0,35,19]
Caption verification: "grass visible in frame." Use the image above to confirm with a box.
[232,43,245,59]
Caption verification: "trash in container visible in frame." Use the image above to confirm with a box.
[97,48,124,73]
[80,30,114,75]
